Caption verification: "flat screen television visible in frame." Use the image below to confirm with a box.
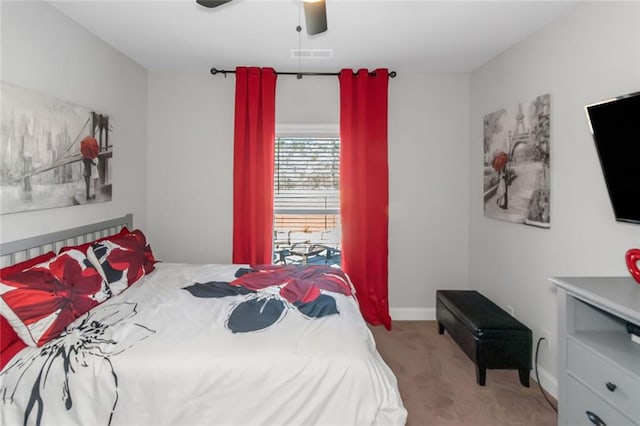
[585,91,640,224]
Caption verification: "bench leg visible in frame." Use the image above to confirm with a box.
[476,366,486,386]
[437,322,445,335]
[518,368,530,387]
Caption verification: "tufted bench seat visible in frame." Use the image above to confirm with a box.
[436,290,532,387]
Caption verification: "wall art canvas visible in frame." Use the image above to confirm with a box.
[483,93,550,228]
[0,81,113,215]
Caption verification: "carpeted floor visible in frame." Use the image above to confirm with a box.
[370,321,557,426]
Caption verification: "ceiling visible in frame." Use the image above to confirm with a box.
[50,0,578,74]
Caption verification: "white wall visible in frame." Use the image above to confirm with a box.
[146,71,471,313]
[389,73,470,317]
[0,1,148,242]
[146,72,234,264]
[469,2,640,395]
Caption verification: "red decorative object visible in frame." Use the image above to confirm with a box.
[626,248,640,284]
[492,151,508,172]
[80,136,99,159]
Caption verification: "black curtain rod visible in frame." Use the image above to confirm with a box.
[210,67,397,79]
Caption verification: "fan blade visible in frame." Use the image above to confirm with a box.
[303,0,327,35]
[196,0,233,8]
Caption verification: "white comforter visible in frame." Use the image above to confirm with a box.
[1,263,407,426]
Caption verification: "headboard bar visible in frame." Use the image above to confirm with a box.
[0,214,133,266]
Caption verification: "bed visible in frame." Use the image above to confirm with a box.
[0,215,407,426]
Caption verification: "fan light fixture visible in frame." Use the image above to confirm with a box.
[303,0,327,35]
[196,0,233,8]
[196,0,328,36]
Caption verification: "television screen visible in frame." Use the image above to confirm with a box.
[586,91,640,224]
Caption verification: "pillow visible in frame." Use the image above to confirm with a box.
[0,336,26,371]
[88,229,156,295]
[0,249,110,347]
[0,252,56,360]
[59,227,130,254]
[1,314,20,353]
[1,314,26,368]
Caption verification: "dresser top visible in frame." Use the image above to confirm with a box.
[550,276,640,325]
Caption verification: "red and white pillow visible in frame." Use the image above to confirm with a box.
[0,228,156,353]
[0,252,57,368]
[87,229,156,295]
[0,249,109,347]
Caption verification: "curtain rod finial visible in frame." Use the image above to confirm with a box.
[211,67,228,78]
[389,71,397,78]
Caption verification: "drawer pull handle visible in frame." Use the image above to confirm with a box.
[586,411,606,426]
[605,382,617,392]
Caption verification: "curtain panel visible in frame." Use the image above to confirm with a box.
[339,68,391,330]
[232,67,277,265]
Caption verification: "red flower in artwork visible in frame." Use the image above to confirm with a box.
[0,251,106,346]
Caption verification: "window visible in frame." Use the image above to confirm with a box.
[273,136,341,265]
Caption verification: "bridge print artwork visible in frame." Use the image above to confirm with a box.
[0,82,113,214]
[483,94,550,228]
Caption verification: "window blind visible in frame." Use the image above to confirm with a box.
[274,137,340,216]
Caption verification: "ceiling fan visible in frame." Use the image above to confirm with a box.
[196,0,328,35]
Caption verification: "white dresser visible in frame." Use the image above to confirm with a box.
[550,277,640,426]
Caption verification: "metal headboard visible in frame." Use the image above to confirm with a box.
[0,214,133,267]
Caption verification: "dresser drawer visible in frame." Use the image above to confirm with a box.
[566,376,637,426]
[568,338,640,421]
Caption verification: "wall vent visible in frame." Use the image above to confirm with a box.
[290,49,334,59]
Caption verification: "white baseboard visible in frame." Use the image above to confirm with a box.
[533,364,558,400]
[390,307,435,321]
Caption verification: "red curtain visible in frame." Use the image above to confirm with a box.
[339,69,391,330]
[232,67,277,265]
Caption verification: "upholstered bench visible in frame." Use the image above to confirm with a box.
[436,290,532,387]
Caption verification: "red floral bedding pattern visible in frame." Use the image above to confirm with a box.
[183,265,353,333]
[0,252,57,364]
[0,250,110,346]
[0,263,407,426]
[88,229,156,295]
[3,266,351,424]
